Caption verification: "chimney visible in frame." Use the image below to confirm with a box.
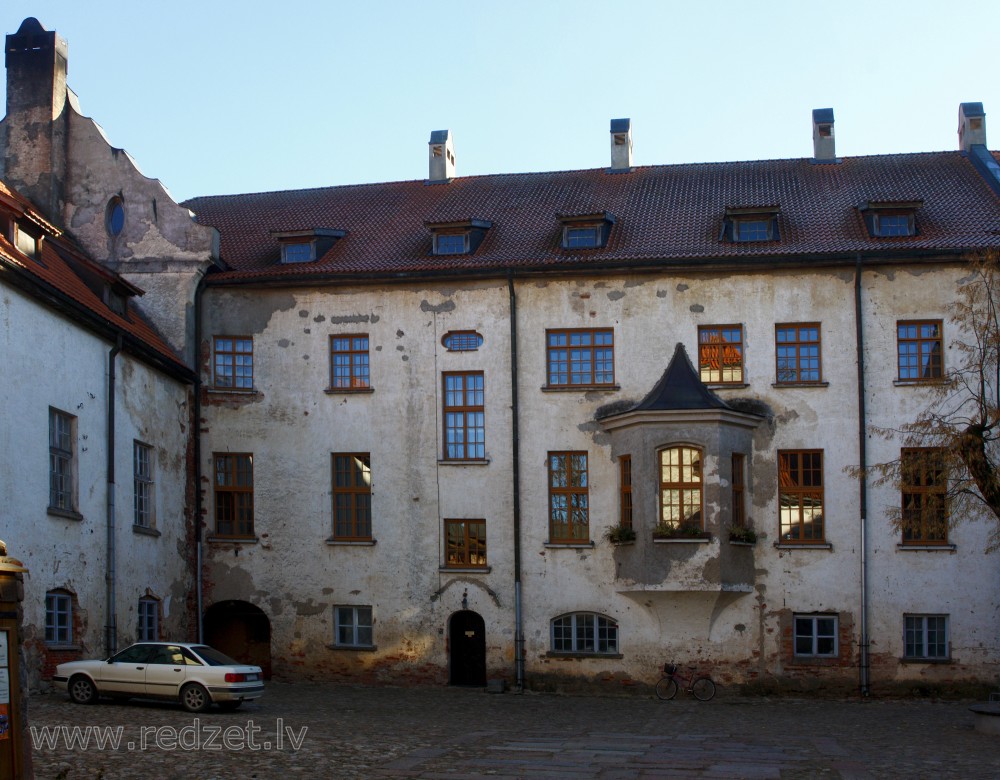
[3,17,70,222]
[958,102,986,152]
[428,129,455,183]
[610,118,632,171]
[811,108,836,162]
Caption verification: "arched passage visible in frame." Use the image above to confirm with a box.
[203,600,272,679]
[448,610,486,686]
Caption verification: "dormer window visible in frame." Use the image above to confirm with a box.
[861,201,922,238]
[426,219,491,256]
[721,206,780,243]
[14,221,40,259]
[271,228,346,264]
[558,212,615,250]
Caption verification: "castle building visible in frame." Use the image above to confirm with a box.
[3,17,998,693]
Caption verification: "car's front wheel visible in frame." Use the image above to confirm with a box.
[180,682,211,713]
[68,675,98,705]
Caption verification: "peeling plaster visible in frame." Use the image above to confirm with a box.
[690,304,705,313]
[607,291,626,301]
[420,300,456,314]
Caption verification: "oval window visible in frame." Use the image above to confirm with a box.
[442,331,483,352]
[106,197,126,237]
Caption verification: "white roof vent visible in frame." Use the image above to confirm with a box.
[428,129,456,183]
[610,118,632,172]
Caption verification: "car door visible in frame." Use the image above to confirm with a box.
[100,644,154,695]
[143,645,190,699]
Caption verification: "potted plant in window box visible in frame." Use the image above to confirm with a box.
[728,525,757,545]
[604,525,637,545]
[652,521,711,541]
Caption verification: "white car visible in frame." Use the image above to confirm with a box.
[53,642,264,712]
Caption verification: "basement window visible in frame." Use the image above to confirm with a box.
[557,212,616,250]
[721,206,780,243]
[861,200,922,238]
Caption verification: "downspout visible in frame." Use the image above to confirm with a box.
[855,255,870,696]
[105,335,122,657]
[194,274,206,644]
[507,273,525,691]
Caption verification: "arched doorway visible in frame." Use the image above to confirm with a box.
[203,600,272,679]
[448,610,486,686]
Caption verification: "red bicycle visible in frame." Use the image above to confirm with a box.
[655,663,716,701]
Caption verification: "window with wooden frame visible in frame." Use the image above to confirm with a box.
[619,455,633,530]
[775,324,822,384]
[213,453,254,537]
[133,441,155,528]
[900,448,948,545]
[45,590,74,646]
[860,200,921,238]
[213,337,254,389]
[546,328,615,387]
[659,446,704,531]
[897,320,943,381]
[551,612,618,655]
[904,614,949,660]
[698,325,744,384]
[332,453,372,541]
[445,519,487,568]
[732,453,746,528]
[778,450,824,543]
[330,335,370,390]
[137,596,160,641]
[794,614,838,657]
[48,408,76,513]
[334,606,373,648]
[442,330,483,352]
[443,372,485,460]
[720,206,780,243]
[548,452,589,543]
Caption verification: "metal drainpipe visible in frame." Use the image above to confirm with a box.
[194,274,206,644]
[507,273,525,691]
[105,335,122,657]
[855,255,870,696]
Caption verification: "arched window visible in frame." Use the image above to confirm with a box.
[659,446,703,531]
[550,612,618,655]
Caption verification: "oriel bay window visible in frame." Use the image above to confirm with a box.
[445,519,487,568]
[443,372,485,460]
[548,451,589,543]
[214,453,254,537]
[779,450,824,543]
[659,446,703,531]
[332,453,372,541]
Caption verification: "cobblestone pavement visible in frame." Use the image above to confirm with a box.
[25,683,999,779]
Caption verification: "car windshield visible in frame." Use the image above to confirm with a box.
[191,645,242,666]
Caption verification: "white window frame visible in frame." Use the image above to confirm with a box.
[793,614,838,657]
[550,612,618,655]
[133,440,155,528]
[904,614,949,660]
[335,606,373,648]
[48,408,75,512]
[137,597,160,641]
[45,591,73,646]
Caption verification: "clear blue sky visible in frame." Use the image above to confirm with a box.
[3,1,998,203]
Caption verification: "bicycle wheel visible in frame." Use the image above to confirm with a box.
[655,677,678,700]
[690,677,716,701]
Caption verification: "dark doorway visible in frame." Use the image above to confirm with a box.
[203,600,272,679]
[449,610,486,686]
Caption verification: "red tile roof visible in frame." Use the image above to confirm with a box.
[184,151,1000,283]
[0,180,191,377]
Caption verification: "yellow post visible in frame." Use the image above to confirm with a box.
[0,541,30,780]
